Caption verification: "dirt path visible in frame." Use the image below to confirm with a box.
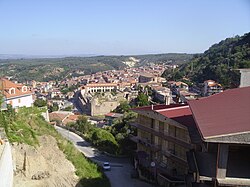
[12,135,78,187]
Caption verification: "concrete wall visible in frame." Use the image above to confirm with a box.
[240,69,250,87]
[41,109,50,122]
[0,142,13,187]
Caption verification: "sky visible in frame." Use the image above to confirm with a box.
[0,0,249,56]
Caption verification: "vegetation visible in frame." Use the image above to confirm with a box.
[34,98,47,107]
[136,93,150,106]
[113,101,131,113]
[48,103,59,112]
[0,106,110,187]
[106,111,137,155]
[68,115,119,154]
[0,53,193,82]
[163,32,250,88]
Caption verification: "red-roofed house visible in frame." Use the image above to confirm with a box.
[0,78,34,108]
[203,79,223,96]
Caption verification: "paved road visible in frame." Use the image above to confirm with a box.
[55,126,153,187]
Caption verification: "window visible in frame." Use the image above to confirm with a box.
[9,88,15,94]
[22,86,27,92]
[18,99,21,103]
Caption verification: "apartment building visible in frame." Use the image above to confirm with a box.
[187,86,250,187]
[203,80,223,96]
[131,86,250,186]
[130,104,197,186]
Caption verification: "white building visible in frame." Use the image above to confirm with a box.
[0,78,34,108]
[239,69,250,87]
[82,83,118,94]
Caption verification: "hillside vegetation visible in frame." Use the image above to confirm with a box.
[163,32,250,88]
[0,107,110,187]
[0,53,193,82]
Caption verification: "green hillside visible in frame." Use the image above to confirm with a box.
[163,32,250,88]
[0,53,192,82]
[0,107,110,187]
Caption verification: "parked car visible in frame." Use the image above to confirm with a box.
[102,162,111,171]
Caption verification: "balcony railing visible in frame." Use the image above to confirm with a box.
[130,122,193,149]
[130,134,187,165]
[161,149,187,166]
[129,135,160,152]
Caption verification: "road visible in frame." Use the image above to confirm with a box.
[55,126,153,187]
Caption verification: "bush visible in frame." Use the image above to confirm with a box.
[91,128,118,154]
[34,99,47,107]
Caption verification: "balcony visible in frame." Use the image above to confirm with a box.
[161,149,187,166]
[130,135,160,152]
[130,134,187,165]
[130,122,193,149]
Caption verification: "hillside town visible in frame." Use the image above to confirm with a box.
[1,62,250,187]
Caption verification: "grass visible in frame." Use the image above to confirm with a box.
[57,139,110,187]
[0,106,110,187]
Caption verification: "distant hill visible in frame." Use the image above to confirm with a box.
[163,32,250,88]
[0,53,193,82]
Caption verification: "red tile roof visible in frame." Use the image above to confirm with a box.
[188,86,250,139]
[0,78,33,98]
[132,104,187,111]
[63,114,80,125]
[105,112,123,118]
[86,83,117,87]
[132,104,194,127]
[157,106,192,118]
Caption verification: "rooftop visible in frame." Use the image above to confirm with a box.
[188,86,250,140]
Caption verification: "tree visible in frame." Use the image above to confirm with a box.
[114,101,131,113]
[91,128,118,154]
[76,115,92,134]
[136,93,150,106]
[108,111,137,154]
[34,99,47,107]
[48,103,59,112]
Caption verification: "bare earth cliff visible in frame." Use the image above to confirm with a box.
[12,135,78,187]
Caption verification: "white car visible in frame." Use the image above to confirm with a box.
[102,162,111,171]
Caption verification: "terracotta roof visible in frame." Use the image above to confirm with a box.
[157,106,192,118]
[188,86,250,139]
[132,104,187,111]
[175,81,188,87]
[204,80,215,83]
[86,83,117,87]
[139,72,155,78]
[105,112,123,118]
[132,104,194,127]
[63,114,80,125]
[49,112,68,122]
[0,78,33,99]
